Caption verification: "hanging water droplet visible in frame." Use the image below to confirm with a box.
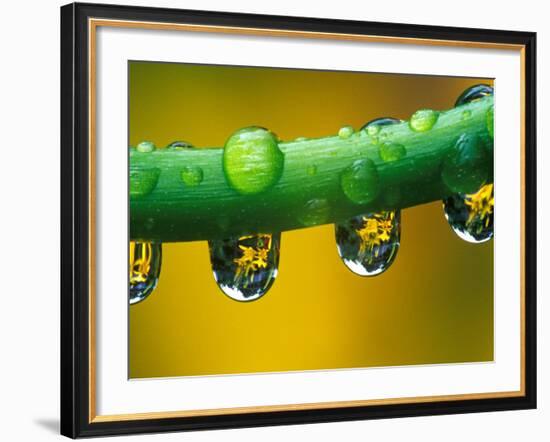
[335,211,400,276]
[340,159,380,204]
[443,85,494,243]
[338,125,354,139]
[167,140,194,150]
[180,166,203,187]
[409,109,439,132]
[298,198,330,227]
[136,140,156,153]
[455,84,493,107]
[129,241,162,304]
[223,126,284,195]
[443,183,493,243]
[129,168,161,198]
[209,233,280,301]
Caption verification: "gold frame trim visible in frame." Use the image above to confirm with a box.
[88,18,527,424]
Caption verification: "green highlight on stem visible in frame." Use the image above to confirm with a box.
[130,95,494,242]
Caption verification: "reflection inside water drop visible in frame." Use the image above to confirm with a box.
[443,183,494,243]
[209,233,280,301]
[335,211,400,276]
[129,241,162,305]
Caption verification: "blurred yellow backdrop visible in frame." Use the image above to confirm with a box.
[129,61,494,378]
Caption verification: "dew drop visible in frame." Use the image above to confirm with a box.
[362,117,400,146]
[129,241,162,304]
[180,166,203,187]
[338,125,354,139]
[364,125,380,136]
[361,117,400,133]
[455,84,493,107]
[223,126,284,195]
[295,136,308,142]
[335,211,400,276]
[379,142,406,162]
[409,109,439,132]
[444,84,494,243]
[461,109,472,120]
[129,168,161,198]
[136,140,156,153]
[441,133,488,194]
[298,198,330,227]
[455,84,494,140]
[340,159,380,204]
[307,164,318,176]
[209,233,280,301]
[443,183,493,243]
[167,140,194,150]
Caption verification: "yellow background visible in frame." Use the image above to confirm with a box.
[129,61,494,378]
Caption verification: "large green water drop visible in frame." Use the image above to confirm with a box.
[223,127,284,195]
[340,159,380,205]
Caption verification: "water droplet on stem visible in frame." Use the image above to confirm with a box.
[443,184,494,243]
[223,127,284,195]
[129,241,162,304]
[209,233,280,301]
[335,211,400,276]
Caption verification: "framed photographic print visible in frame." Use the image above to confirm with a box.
[60,2,537,438]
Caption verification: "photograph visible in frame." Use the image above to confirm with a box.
[128,62,496,379]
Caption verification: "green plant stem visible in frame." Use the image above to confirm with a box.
[130,96,493,242]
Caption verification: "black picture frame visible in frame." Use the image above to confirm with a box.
[61,2,537,438]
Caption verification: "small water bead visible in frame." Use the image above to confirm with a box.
[136,140,156,153]
[409,109,439,132]
[180,166,203,187]
[340,159,380,205]
[379,142,406,162]
[461,110,472,120]
[298,198,330,227]
[364,125,379,137]
[129,168,161,198]
[167,140,194,150]
[223,126,284,195]
[443,183,494,243]
[294,136,308,142]
[455,84,493,107]
[338,125,354,139]
[209,233,280,301]
[307,164,318,176]
[335,211,400,276]
[129,241,162,304]
[442,133,488,194]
